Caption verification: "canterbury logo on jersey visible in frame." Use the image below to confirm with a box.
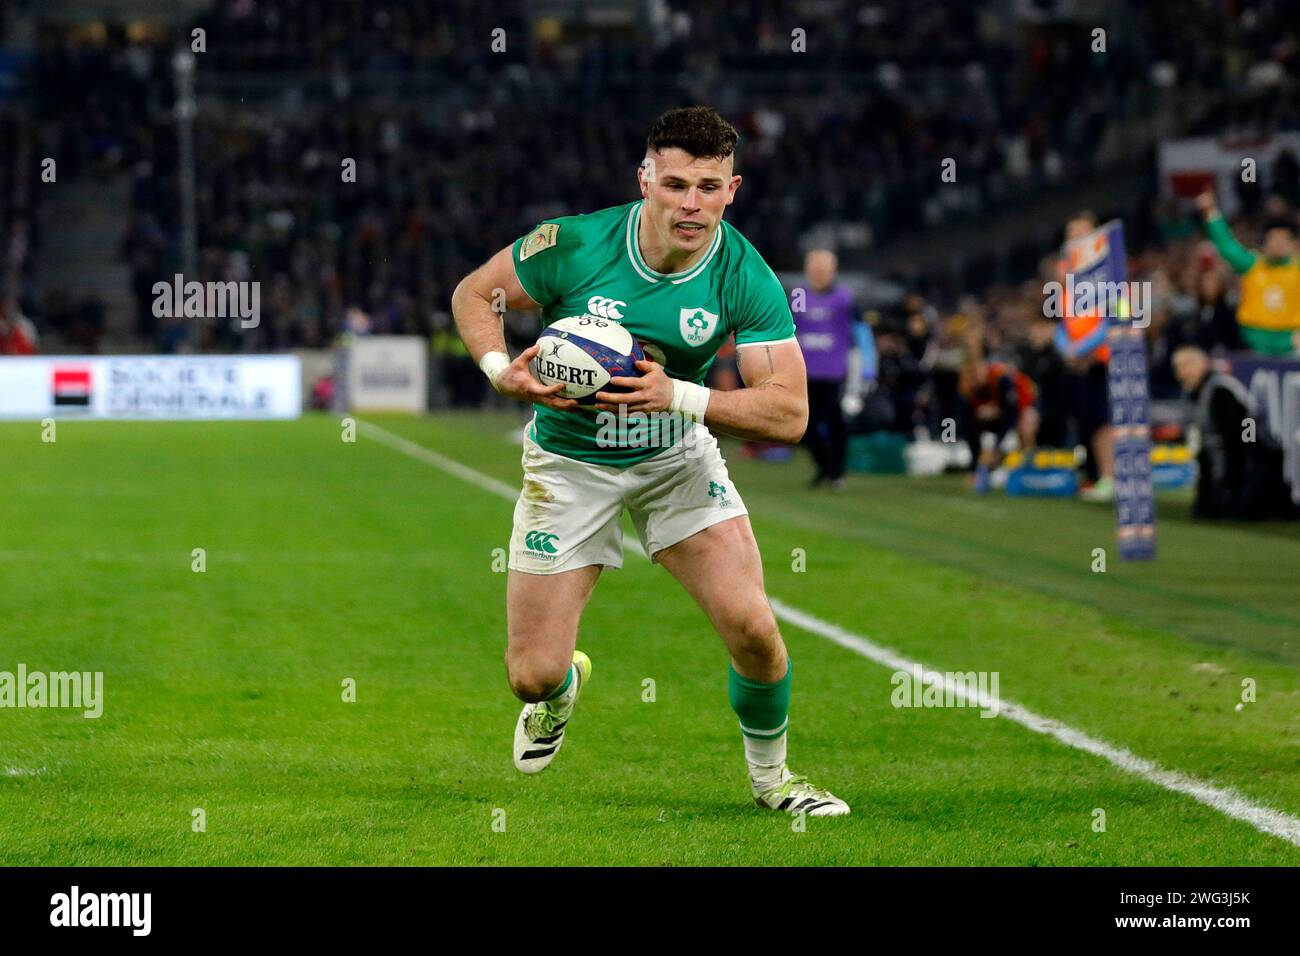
[524,531,560,554]
[586,296,625,320]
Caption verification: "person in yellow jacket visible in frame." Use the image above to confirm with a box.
[1197,191,1300,355]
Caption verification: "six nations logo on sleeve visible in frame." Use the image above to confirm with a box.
[519,223,560,261]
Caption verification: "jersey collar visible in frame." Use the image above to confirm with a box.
[625,200,723,284]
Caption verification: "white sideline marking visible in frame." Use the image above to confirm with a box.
[361,419,1300,849]
[360,419,520,500]
[770,599,1300,848]
[360,419,650,557]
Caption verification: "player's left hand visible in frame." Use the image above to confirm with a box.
[593,359,674,414]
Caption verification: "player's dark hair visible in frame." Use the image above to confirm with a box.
[646,107,738,162]
[1263,218,1295,235]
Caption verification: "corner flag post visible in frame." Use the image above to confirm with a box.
[1064,220,1157,561]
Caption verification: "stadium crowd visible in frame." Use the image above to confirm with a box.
[856,189,1299,434]
[0,108,40,355]
[19,0,1300,356]
[788,188,1299,517]
[3,2,1299,518]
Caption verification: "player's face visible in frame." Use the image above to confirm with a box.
[639,148,740,255]
[804,250,837,290]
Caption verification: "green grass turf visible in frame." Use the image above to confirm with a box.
[1,411,1297,865]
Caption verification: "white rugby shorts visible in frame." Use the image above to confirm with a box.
[508,420,748,574]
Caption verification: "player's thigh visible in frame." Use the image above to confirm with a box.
[655,515,785,677]
[505,564,601,695]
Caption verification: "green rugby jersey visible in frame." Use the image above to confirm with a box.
[511,200,796,467]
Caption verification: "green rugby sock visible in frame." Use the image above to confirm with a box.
[729,661,791,790]
[543,664,574,704]
[728,660,791,738]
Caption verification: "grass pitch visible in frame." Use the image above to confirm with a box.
[1,411,1298,865]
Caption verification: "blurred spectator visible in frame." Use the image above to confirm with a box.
[120,212,169,344]
[310,373,335,410]
[957,346,1039,470]
[1172,346,1294,520]
[1018,317,1068,446]
[1145,302,1185,402]
[0,297,38,354]
[72,292,106,353]
[1167,266,1241,355]
[432,309,484,408]
[1197,190,1300,356]
[868,323,930,434]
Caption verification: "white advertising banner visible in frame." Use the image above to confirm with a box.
[0,355,302,420]
[339,335,427,413]
[1159,133,1300,217]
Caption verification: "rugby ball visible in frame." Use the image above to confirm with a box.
[533,316,645,404]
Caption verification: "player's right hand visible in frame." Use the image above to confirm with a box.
[1196,190,1218,218]
[497,344,579,411]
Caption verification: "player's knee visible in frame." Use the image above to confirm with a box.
[504,648,571,703]
[507,667,566,703]
[725,604,781,661]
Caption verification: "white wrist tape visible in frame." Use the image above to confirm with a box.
[478,351,510,391]
[670,379,710,424]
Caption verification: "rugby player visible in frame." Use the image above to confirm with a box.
[451,106,849,816]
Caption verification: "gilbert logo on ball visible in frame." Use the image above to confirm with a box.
[533,315,645,404]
